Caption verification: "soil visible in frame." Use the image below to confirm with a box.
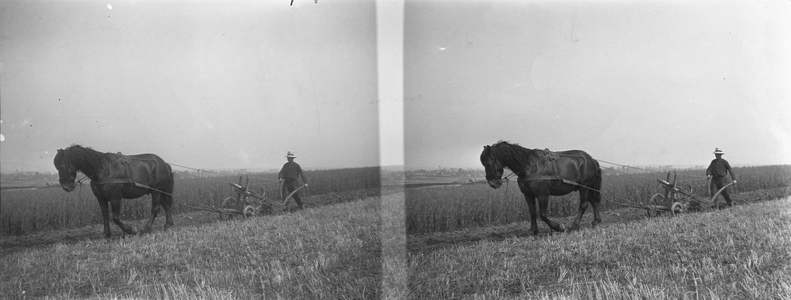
[0,211,224,257]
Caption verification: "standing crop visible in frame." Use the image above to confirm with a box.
[0,167,381,236]
[406,165,791,234]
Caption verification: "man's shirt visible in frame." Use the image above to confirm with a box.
[706,158,735,180]
[279,162,307,182]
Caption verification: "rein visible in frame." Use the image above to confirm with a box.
[500,150,554,182]
[498,150,553,196]
[72,153,158,188]
[74,155,125,185]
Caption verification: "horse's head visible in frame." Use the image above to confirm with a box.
[480,145,503,189]
[53,149,77,192]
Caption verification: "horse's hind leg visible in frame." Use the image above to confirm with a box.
[141,192,162,234]
[589,189,602,228]
[110,198,138,236]
[161,194,174,230]
[568,191,589,232]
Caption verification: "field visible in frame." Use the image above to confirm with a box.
[406,165,791,234]
[1,188,789,298]
[1,165,790,298]
[1,193,391,299]
[408,196,791,299]
[0,167,381,236]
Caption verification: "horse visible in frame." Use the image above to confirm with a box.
[480,141,602,235]
[53,144,175,238]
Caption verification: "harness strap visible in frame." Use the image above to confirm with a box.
[523,177,580,186]
[93,179,172,196]
[505,150,562,181]
[95,179,151,189]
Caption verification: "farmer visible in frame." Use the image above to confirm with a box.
[706,148,737,207]
[278,151,308,209]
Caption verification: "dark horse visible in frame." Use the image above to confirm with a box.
[54,144,174,238]
[480,141,602,234]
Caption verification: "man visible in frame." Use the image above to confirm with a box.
[706,148,737,207]
[278,151,308,209]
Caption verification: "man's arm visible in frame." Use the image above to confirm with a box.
[298,165,308,185]
[278,164,285,181]
[705,161,713,178]
[725,160,736,181]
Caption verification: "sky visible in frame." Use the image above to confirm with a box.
[405,0,791,169]
[2,1,790,174]
[0,0,379,173]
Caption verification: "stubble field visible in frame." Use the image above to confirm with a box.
[1,165,789,299]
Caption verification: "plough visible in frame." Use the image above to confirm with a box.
[617,172,735,217]
[185,175,305,220]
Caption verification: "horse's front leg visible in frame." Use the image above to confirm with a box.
[538,194,566,233]
[110,198,137,236]
[97,197,112,238]
[523,194,539,235]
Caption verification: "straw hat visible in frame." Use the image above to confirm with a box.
[286,151,296,158]
[713,148,724,155]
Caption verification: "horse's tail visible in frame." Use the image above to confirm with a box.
[590,165,602,205]
[161,164,175,205]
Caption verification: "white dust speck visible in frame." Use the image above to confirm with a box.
[0,134,4,142]
[438,47,446,51]
[107,3,112,10]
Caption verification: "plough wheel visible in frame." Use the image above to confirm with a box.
[243,205,255,219]
[221,196,238,221]
[670,202,684,215]
[646,193,665,217]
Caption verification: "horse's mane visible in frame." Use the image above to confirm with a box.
[489,140,536,169]
[60,144,107,178]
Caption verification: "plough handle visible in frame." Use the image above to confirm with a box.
[710,182,736,202]
[281,185,307,206]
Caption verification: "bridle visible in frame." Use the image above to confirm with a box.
[489,148,552,184]
[59,149,127,186]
